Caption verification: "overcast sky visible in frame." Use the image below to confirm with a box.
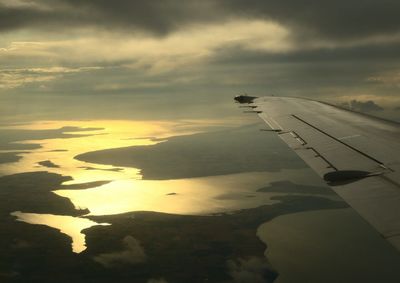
[1,0,400,120]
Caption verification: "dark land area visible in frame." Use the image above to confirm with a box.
[0,171,349,283]
[75,124,306,180]
[0,126,102,167]
[38,160,60,168]
[257,181,335,195]
[0,152,23,164]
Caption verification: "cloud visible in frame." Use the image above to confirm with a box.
[0,71,55,89]
[0,0,400,42]
[0,20,291,80]
[0,1,223,35]
[342,100,384,112]
[222,0,400,40]
[93,236,146,268]
[0,66,102,89]
[368,71,400,87]
[227,257,277,283]
[0,1,399,124]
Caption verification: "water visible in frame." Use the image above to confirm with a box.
[2,118,304,253]
[1,118,399,282]
[11,211,110,253]
[257,209,400,282]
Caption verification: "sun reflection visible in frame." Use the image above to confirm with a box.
[0,119,215,183]
[11,211,110,253]
[2,119,293,253]
[55,172,284,216]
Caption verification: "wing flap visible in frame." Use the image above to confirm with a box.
[260,111,387,175]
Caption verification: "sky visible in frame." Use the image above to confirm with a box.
[1,0,400,121]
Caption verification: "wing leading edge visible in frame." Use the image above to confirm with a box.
[251,96,400,251]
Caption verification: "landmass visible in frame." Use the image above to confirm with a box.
[75,124,306,180]
[257,181,335,195]
[38,160,60,168]
[0,152,24,164]
[0,170,347,283]
[78,166,123,172]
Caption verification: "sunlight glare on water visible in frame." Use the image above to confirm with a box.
[54,172,286,216]
[11,211,110,253]
[5,119,273,252]
[0,119,215,183]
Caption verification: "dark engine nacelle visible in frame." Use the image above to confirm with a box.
[234,95,257,104]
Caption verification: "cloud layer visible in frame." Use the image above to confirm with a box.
[2,0,400,40]
[0,0,399,121]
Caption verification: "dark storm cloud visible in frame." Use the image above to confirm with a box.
[0,3,82,32]
[0,1,223,35]
[1,0,400,39]
[60,0,222,35]
[222,0,400,40]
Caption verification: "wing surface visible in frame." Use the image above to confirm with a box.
[253,96,400,251]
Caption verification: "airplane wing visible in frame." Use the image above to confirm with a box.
[251,96,400,251]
